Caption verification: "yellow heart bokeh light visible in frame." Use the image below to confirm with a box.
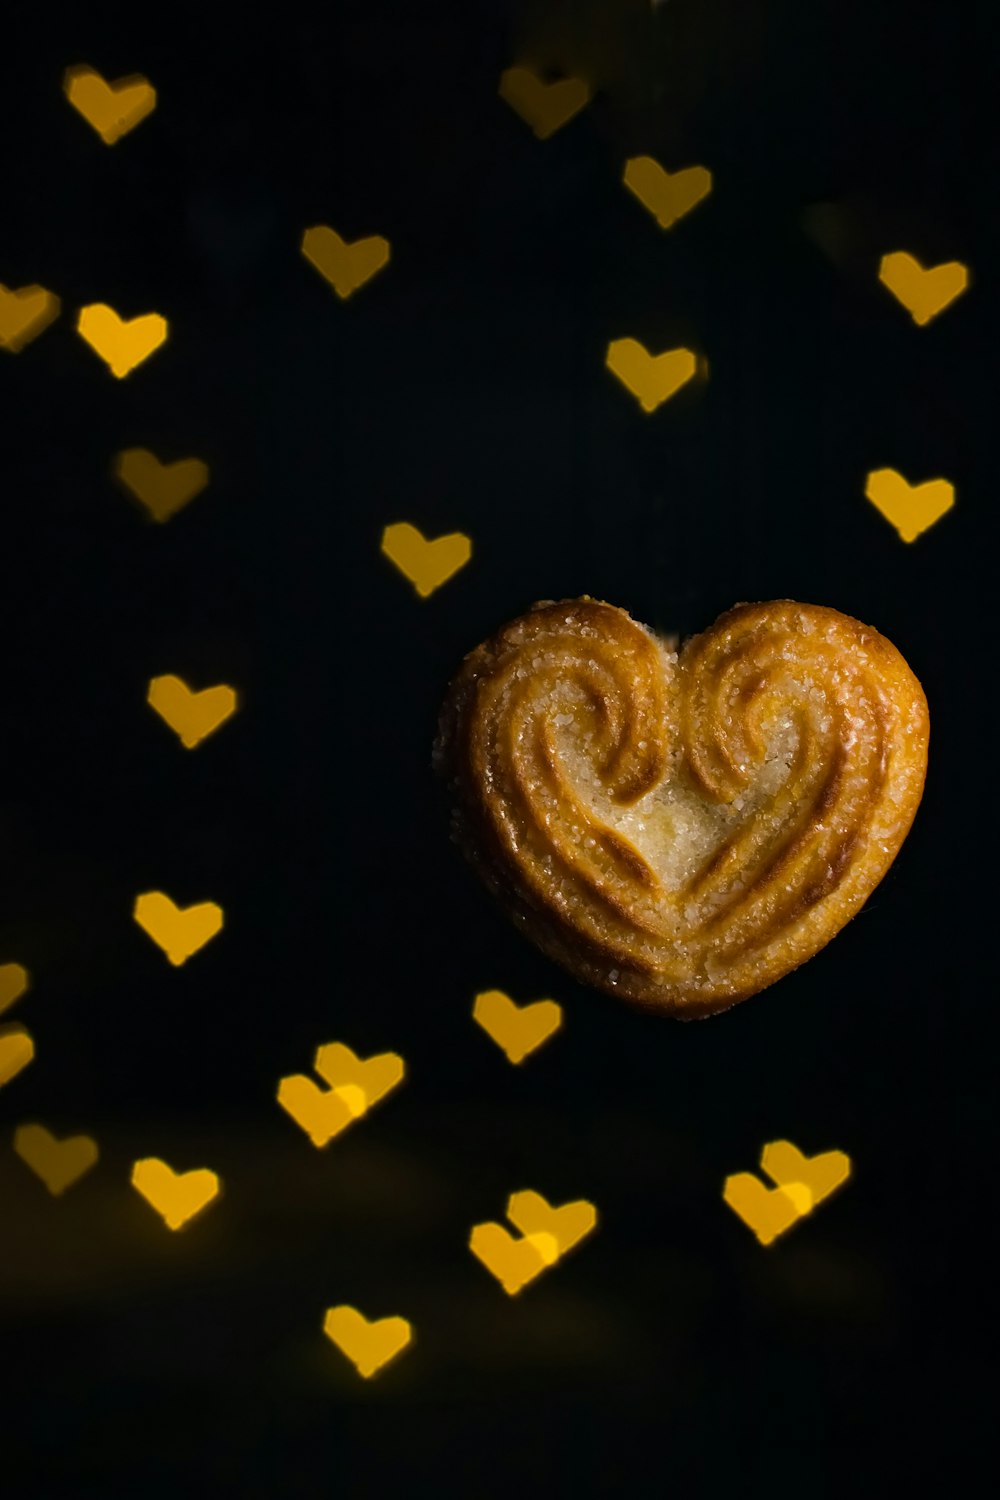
[133,892,224,966]
[865,467,955,543]
[64,63,156,145]
[0,1025,35,1088]
[499,66,590,139]
[878,251,968,326]
[722,1174,808,1246]
[0,963,29,1015]
[147,675,238,749]
[380,522,471,597]
[277,1075,364,1148]
[77,304,168,378]
[301,226,390,300]
[470,1190,597,1294]
[760,1140,851,1207]
[323,1306,412,1379]
[131,1158,221,1231]
[278,1042,403,1146]
[14,1124,99,1196]
[0,284,60,353]
[472,990,562,1064]
[114,449,209,522]
[623,158,712,229]
[469,1221,560,1295]
[605,339,698,413]
[313,1042,405,1109]
[506,1190,597,1258]
[724,1140,852,1245]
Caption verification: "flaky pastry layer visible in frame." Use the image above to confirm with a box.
[434,597,929,1018]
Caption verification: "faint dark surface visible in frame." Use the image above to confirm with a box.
[0,0,992,1491]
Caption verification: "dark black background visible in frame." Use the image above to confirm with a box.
[0,1,993,1491]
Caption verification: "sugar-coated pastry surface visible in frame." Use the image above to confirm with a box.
[434,597,929,1018]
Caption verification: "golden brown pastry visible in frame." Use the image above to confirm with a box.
[434,598,929,1018]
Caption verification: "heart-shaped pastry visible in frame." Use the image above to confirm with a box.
[434,598,928,1017]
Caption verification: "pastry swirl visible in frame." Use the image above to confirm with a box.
[434,598,929,1017]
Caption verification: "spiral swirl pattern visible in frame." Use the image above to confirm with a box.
[435,597,928,1017]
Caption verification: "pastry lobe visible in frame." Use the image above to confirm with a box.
[434,597,928,1017]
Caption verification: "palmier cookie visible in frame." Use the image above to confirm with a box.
[434,598,928,1018]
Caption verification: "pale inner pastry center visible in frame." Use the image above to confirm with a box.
[550,644,818,896]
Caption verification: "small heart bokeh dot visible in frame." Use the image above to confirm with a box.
[470,1190,598,1295]
[0,1026,35,1088]
[498,66,590,138]
[0,964,29,1014]
[301,226,390,299]
[132,892,224,966]
[322,1306,413,1379]
[131,1158,221,1231]
[14,1124,99,1196]
[605,339,699,412]
[64,63,156,144]
[381,522,471,597]
[114,449,209,522]
[278,1041,405,1147]
[723,1140,851,1245]
[0,285,60,352]
[147,675,238,749]
[878,251,968,325]
[472,990,562,1064]
[865,467,955,542]
[623,157,712,229]
[77,304,168,378]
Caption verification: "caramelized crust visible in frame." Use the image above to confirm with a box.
[434,598,929,1018]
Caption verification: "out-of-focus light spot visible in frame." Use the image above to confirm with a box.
[113,448,209,522]
[0,1025,34,1088]
[313,1042,405,1108]
[133,891,223,966]
[147,674,238,749]
[278,1042,404,1147]
[760,1140,851,1207]
[506,1189,597,1258]
[470,1222,558,1294]
[63,63,156,144]
[498,66,590,139]
[0,284,60,352]
[300,226,390,300]
[623,157,712,229]
[76,304,168,378]
[470,1190,597,1294]
[879,251,969,325]
[605,338,698,412]
[14,1123,98,1195]
[473,989,562,1064]
[277,1074,362,1147]
[380,521,471,597]
[865,466,955,543]
[0,963,29,1014]
[131,1158,220,1231]
[322,1306,412,1379]
[724,1140,852,1246]
[723,1173,807,1245]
